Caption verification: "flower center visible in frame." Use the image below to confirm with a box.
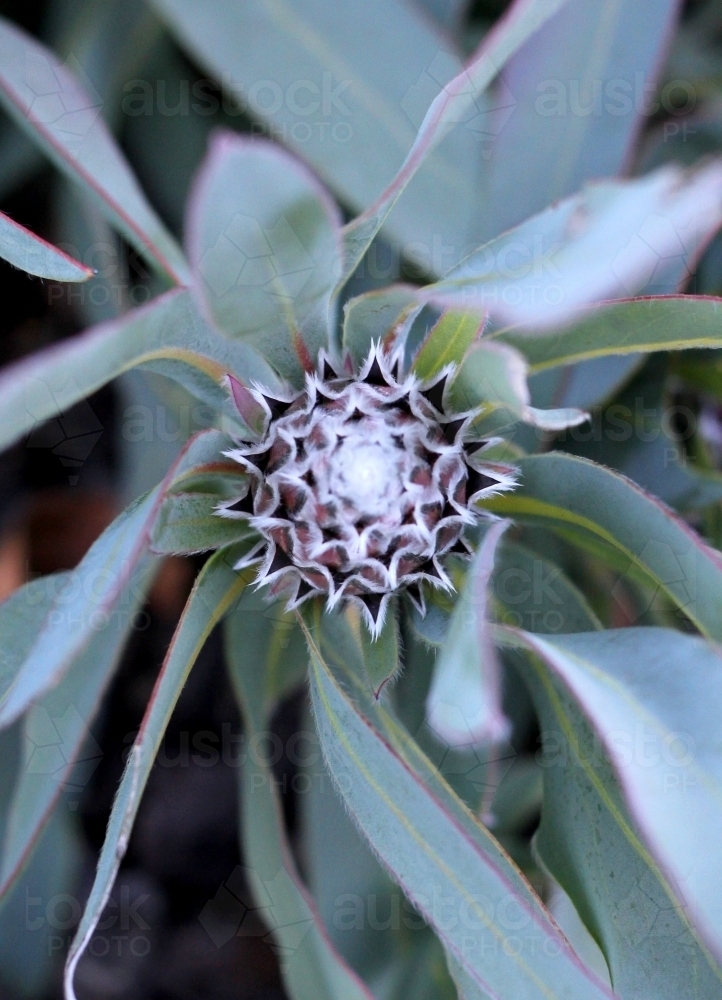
[328,435,403,517]
[219,345,518,632]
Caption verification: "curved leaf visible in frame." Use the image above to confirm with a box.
[358,603,401,699]
[0,17,190,285]
[341,0,573,280]
[493,296,722,372]
[479,0,682,239]
[151,0,488,268]
[342,285,422,369]
[407,537,601,648]
[0,429,231,728]
[0,494,157,729]
[0,210,92,280]
[426,520,510,746]
[549,356,722,515]
[0,558,153,898]
[493,540,602,634]
[412,310,485,382]
[427,163,722,328]
[482,452,722,641]
[151,493,254,556]
[0,801,81,998]
[150,446,255,555]
[0,287,281,455]
[186,133,343,382]
[64,549,251,1000]
[449,340,588,429]
[302,607,614,1000]
[503,626,722,997]
[529,355,644,412]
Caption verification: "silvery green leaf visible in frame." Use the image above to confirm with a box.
[342,286,422,369]
[426,520,510,746]
[428,163,722,327]
[150,0,490,269]
[0,559,152,897]
[505,626,722,996]
[303,606,614,1000]
[0,210,92,280]
[479,0,682,239]
[0,287,280,455]
[0,17,190,285]
[186,133,343,382]
[483,452,722,641]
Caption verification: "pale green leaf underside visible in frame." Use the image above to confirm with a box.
[427,165,722,328]
[503,626,722,998]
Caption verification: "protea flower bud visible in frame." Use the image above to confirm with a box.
[217,345,517,636]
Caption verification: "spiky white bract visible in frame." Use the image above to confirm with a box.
[217,344,517,636]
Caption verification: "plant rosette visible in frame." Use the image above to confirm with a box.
[217,344,517,635]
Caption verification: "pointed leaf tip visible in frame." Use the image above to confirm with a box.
[426,520,510,747]
[0,210,94,282]
[223,374,268,437]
